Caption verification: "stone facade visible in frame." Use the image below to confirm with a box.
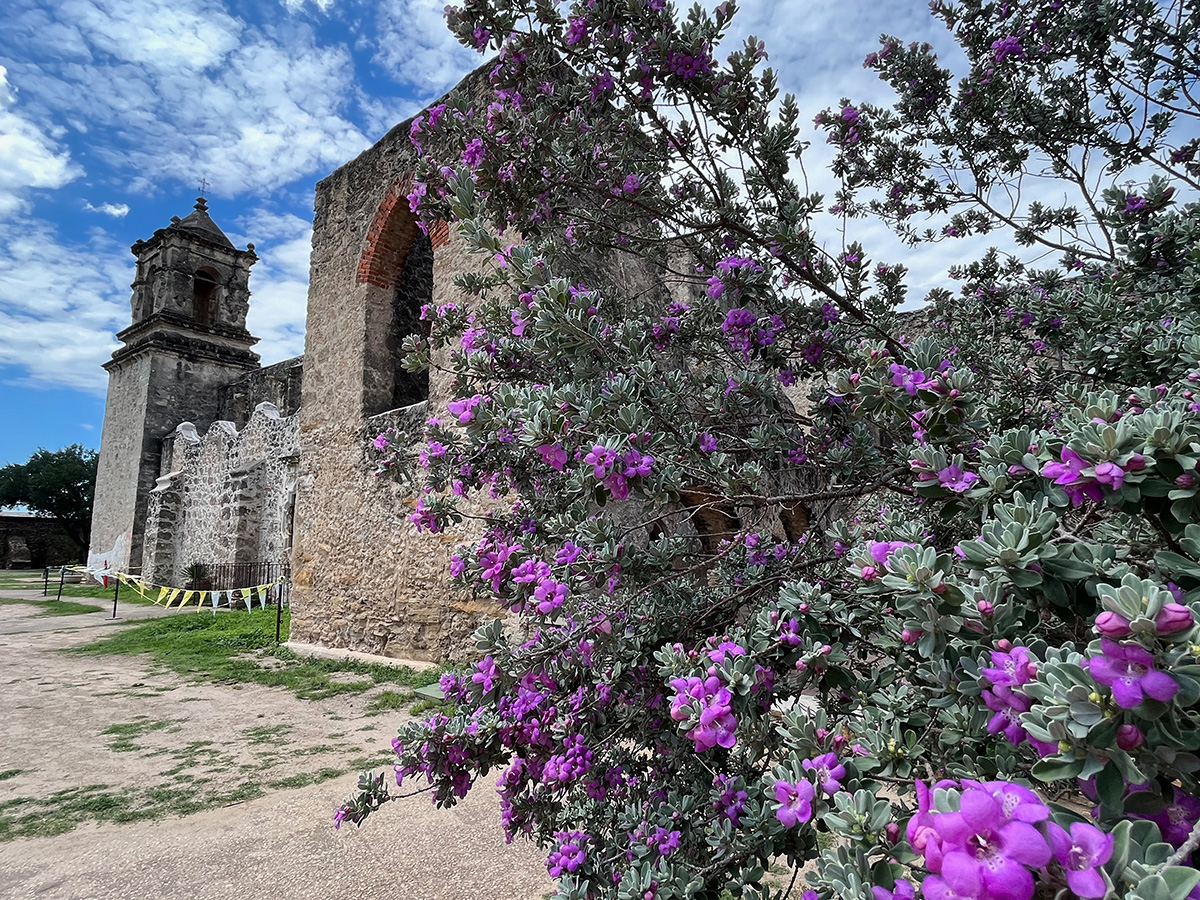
[285,83,497,660]
[90,63,754,663]
[89,199,260,574]
[0,513,80,569]
[141,402,299,587]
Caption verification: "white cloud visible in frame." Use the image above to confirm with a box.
[371,0,478,94]
[0,66,81,218]
[0,217,127,393]
[84,201,129,217]
[3,0,370,197]
[283,0,336,11]
[227,209,312,364]
[56,0,243,70]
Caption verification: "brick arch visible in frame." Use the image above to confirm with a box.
[356,174,449,288]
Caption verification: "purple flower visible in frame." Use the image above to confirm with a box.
[932,786,1051,900]
[669,675,738,751]
[869,540,913,567]
[1156,602,1194,634]
[1094,610,1133,638]
[983,687,1032,746]
[536,443,568,471]
[708,641,746,664]
[872,880,915,900]
[713,774,748,825]
[981,647,1036,688]
[461,138,486,168]
[803,752,846,796]
[1150,787,1200,846]
[447,394,483,424]
[372,433,390,450]
[622,173,641,194]
[546,831,588,877]
[1092,461,1125,489]
[699,433,717,453]
[1088,638,1179,708]
[992,35,1025,63]
[565,16,589,45]
[1046,822,1113,898]
[842,105,860,125]
[1116,723,1144,750]
[1124,195,1148,213]
[938,464,980,493]
[773,778,815,827]
[1042,448,1104,506]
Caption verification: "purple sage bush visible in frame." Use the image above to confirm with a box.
[339,1,1200,898]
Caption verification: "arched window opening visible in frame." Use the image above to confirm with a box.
[193,269,219,325]
[359,179,433,417]
[389,232,432,409]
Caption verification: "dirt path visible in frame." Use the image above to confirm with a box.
[0,594,550,900]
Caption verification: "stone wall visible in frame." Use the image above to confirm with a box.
[218,356,304,425]
[289,67,501,662]
[141,402,299,587]
[0,513,81,569]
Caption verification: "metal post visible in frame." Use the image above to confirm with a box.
[42,567,48,596]
[112,578,120,619]
[275,587,283,645]
[55,568,65,602]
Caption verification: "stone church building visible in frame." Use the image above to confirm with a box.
[88,71,494,662]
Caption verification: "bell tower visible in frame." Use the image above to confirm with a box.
[88,198,261,572]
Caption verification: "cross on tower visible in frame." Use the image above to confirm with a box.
[197,178,209,197]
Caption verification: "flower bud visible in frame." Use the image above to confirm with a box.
[1095,610,1133,638]
[1117,724,1144,750]
[978,599,994,617]
[885,823,900,844]
[1177,473,1196,488]
[861,565,879,581]
[996,639,1012,652]
[901,629,922,644]
[1155,602,1194,634]
[932,583,947,595]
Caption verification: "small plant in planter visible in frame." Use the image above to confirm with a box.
[183,562,212,592]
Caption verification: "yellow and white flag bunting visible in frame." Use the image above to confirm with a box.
[75,567,283,614]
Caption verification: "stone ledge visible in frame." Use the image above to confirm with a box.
[282,641,438,671]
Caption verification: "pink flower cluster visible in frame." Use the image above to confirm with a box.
[908,779,1113,900]
[447,394,485,424]
[512,557,570,614]
[1041,448,1143,506]
[669,674,737,752]
[584,445,654,500]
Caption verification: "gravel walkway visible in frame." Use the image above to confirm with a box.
[0,590,550,900]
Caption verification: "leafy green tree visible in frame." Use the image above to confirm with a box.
[0,445,98,552]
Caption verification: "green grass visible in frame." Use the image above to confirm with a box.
[363,689,411,716]
[265,767,346,790]
[102,717,178,752]
[0,781,266,842]
[0,770,23,781]
[0,596,104,616]
[242,723,290,745]
[75,609,443,701]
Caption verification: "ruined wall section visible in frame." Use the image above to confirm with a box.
[142,402,298,587]
[218,355,304,425]
[289,69,502,661]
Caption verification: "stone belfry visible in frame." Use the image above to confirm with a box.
[88,198,260,572]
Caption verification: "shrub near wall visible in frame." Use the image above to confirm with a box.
[340,2,1200,898]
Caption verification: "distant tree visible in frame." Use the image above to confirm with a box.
[0,445,98,552]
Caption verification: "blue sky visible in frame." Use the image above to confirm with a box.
[0,0,962,467]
